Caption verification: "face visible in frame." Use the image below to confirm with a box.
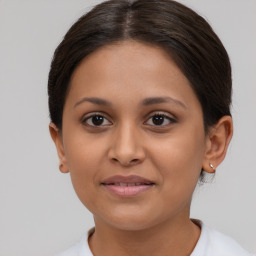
[54,41,211,231]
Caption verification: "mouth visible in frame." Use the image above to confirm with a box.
[101,175,155,197]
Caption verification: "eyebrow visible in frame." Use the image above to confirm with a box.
[74,96,186,109]
[74,97,112,108]
[142,96,187,109]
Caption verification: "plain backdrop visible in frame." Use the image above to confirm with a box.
[0,0,255,255]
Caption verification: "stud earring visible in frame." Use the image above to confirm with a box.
[209,163,214,169]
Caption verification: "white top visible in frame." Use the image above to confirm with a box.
[55,220,254,256]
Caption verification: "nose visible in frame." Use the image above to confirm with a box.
[108,123,146,167]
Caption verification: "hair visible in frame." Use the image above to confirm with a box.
[48,0,232,133]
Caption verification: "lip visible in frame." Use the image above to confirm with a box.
[101,175,155,197]
[101,175,154,184]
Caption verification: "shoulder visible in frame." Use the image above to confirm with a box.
[55,243,80,256]
[54,228,94,256]
[206,227,252,255]
[191,220,254,256]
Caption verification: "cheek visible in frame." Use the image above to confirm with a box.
[65,140,101,173]
[143,133,206,218]
[63,134,106,206]
[159,138,204,175]
[149,128,206,195]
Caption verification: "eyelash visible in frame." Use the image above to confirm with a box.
[81,112,176,128]
[82,112,112,127]
[145,112,177,127]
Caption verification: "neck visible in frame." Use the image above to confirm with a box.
[89,215,201,256]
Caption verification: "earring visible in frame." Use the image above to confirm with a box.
[209,163,214,169]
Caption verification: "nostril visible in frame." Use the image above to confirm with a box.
[111,157,140,166]
[124,158,140,166]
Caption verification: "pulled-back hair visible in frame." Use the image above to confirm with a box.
[48,0,232,132]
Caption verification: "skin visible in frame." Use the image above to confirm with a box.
[50,40,233,256]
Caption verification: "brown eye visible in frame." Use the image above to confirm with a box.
[92,115,104,125]
[152,115,165,125]
[145,113,176,126]
[83,114,111,127]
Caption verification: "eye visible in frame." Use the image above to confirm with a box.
[82,114,112,127]
[145,113,176,126]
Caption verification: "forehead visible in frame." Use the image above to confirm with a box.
[71,40,183,84]
[66,40,200,111]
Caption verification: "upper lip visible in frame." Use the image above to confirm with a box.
[101,175,155,185]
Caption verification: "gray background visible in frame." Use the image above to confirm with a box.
[0,0,255,255]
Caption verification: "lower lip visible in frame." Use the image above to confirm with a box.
[102,184,154,197]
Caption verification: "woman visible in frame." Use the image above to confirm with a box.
[48,0,254,255]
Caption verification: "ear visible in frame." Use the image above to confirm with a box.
[49,123,69,173]
[202,116,233,173]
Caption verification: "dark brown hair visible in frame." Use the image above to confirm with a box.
[48,0,232,131]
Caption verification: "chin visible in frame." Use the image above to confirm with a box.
[95,205,165,231]
[107,217,157,231]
